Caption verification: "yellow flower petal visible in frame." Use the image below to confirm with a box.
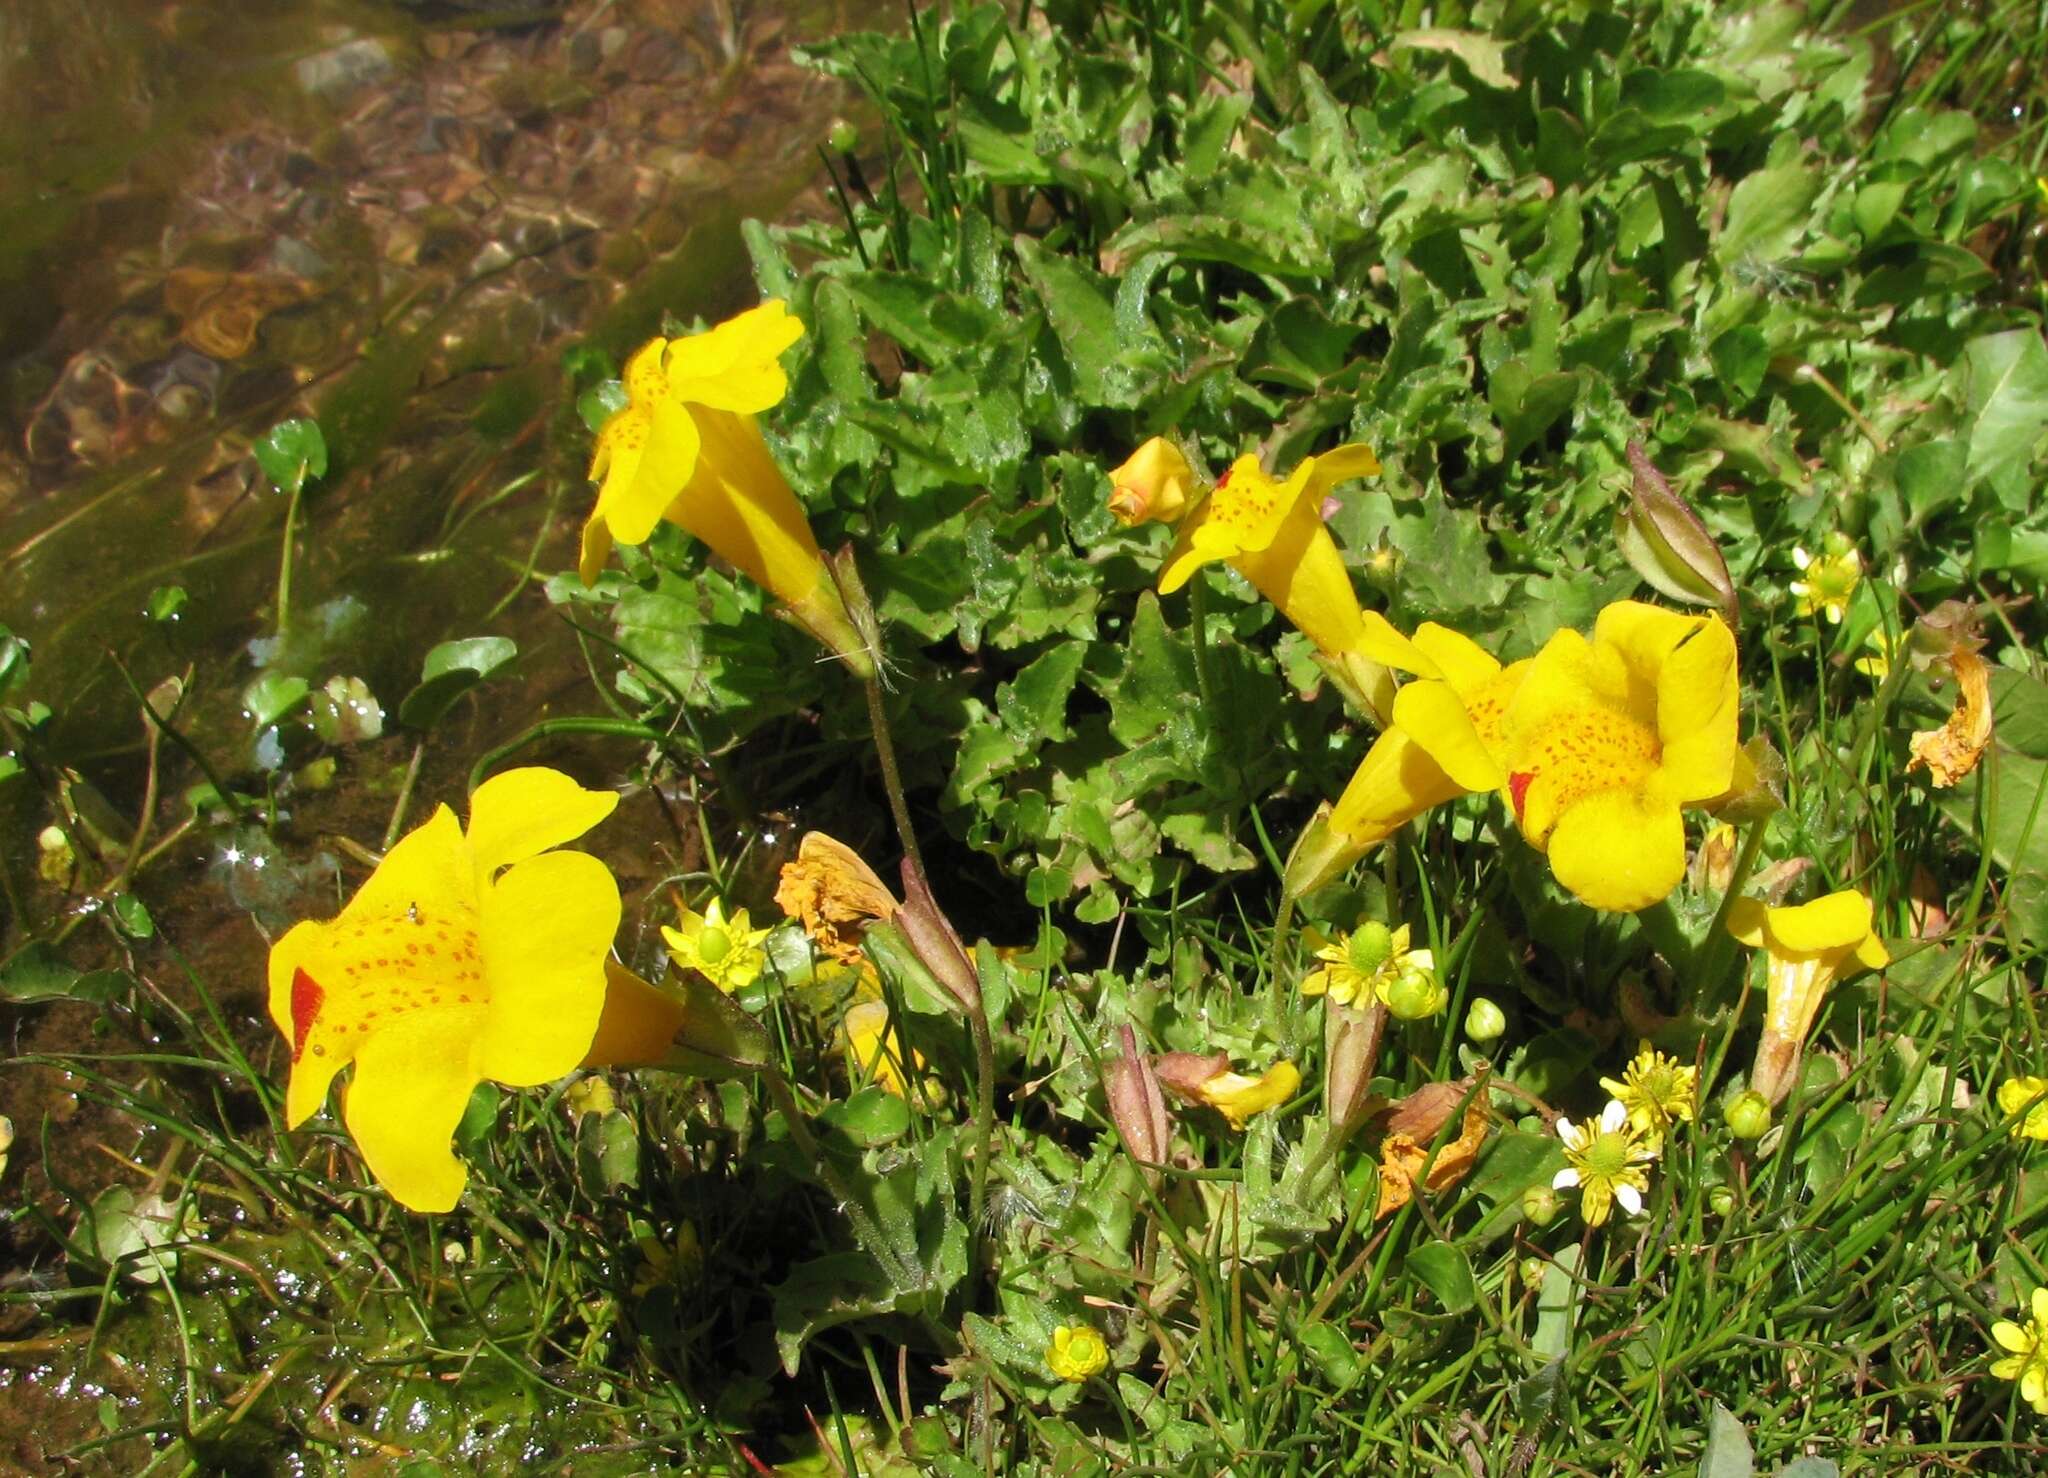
[1411,621,1503,695]
[582,960,689,1069]
[2034,1286,2048,1328]
[587,344,703,548]
[1106,436,1196,525]
[465,768,619,879]
[341,1003,485,1213]
[1327,727,1471,850]
[1198,1060,1300,1129]
[1646,615,1739,802]
[1997,1320,2034,1353]
[1762,891,1876,954]
[1391,681,1506,792]
[659,299,802,413]
[475,851,619,1084]
[1545,786,1687,914]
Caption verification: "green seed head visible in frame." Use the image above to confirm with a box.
[697,926,732,964]
[1521,1184,1561,1226]
[1347,921,1394,974]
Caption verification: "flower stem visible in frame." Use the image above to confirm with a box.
[275,479,303,641]
[760,1058,917,1288]
[967,1007,995,1238]
[862,668,925,884]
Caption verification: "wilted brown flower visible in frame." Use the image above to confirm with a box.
[774,832,897,967]
[1908,644,1994,788]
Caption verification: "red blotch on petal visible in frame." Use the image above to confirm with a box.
[290,968,324,1062]
[1508,771,1535,823]
[1214,468,1232,490]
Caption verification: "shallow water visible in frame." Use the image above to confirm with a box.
[0,0,865,1465]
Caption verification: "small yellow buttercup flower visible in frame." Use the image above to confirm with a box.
[662,897,771,995]
[1046,1323,1110,1382]
[1301,921,1436,1012]
[1551,1099,1658,1227]
[1991,1286,2048,1415]
[1599,1045,1697,1144]
[1789,534,1861,625]
[1998,1077,2048,1142]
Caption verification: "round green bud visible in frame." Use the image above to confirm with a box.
[1521,1183,1562,1226]
[697,926,732,964]
[1707,1185,1736,1217]
[1519,1256,1549,1290]
[827,118,859,154]
[1464,996,1507,1043]
[1382,969,1447,1021]
[1724,1090,1772,1141]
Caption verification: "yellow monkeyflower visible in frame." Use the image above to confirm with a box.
[579,301,870,675]
[1047,1323,1110,1382]
[1998,1077,2048,1142]
[1290,602,1738,914]
[1157,1054,1301,1129]
[1992,1287,2048,1415]
[1133,440,1437,716]
[1789,534,1861,625]
[1728,890,1890,1105]
[1301,922,1446,1018]
[267,768,635,1212]
[1551,1099,1658,1227]
[1598,1045,1698,1143]
[662,897,771,995]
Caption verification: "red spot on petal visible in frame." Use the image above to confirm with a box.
[1214,468,1232,490]
[1508,771,1535,823]
[290,968,324,1062]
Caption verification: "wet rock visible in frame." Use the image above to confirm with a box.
[295,37,395,100]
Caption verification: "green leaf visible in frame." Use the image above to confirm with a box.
[1014,235,1157,409]
[1715,165,1818,267]
[243,672,311,731]
[0,944,128,1004]
[147,585,188,622]
[581,1108,641,1192]
[1893,438,1966,524]
[109,893,155,940]
[1699,1403,1754,1478]
[819,1088,913,1147]
[398,637,518,731]
[1959,330,2048,508]
[1531,1244,1580,1364]
[455,1082,501,1152]
[254,417,328,497]
[577,380,627,435]
[996,643,1086,744]
[1405,1241,1478,1314]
